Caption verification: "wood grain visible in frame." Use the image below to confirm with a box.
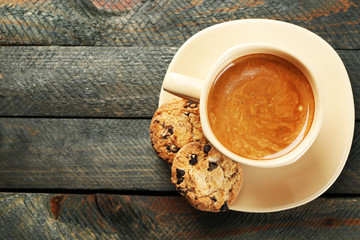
[0,47,359,119]
[0,1,358,238]
[0,193,116,239]
[0,118,358,194]
[339,50,360,120]
[0,46,175,118]
[0,193,359,239]
[0,118,172,191]
[0,0,358,48]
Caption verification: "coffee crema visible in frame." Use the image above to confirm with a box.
[207,54,315,160]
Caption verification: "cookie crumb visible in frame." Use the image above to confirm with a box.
[186,101,198,108]
[208,155,220,162]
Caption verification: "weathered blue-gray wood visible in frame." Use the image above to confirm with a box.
[0,193,359,239]
[0,0,358,49]
[0,118,358,194]
[0,46,174,118]
[0,0,359,239]
[0,47,358,119]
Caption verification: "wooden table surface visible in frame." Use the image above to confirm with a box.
[0,0,359,239]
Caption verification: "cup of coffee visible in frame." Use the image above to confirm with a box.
[163,43,324,168]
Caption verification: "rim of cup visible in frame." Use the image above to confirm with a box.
[200,42,324,168]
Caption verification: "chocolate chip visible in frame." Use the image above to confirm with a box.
[176,169,185,184]
[207,162,218,171]
[162,127,174,139]
[184,112,190,117]
[189,154,198,165]
[172,146,180,153]
[203,144,211,154]
[176,187,187,195]
[168,127,174,135]
[211,197,217,202]
[220,202,228,212]
[176,169,185,178]
[166,145,180,153]
[155,120,160,124]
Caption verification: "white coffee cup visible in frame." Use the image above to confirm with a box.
[163,43,324,168]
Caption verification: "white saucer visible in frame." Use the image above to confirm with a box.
[159,19,354,212]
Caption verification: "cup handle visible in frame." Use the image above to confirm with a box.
[163,72,203,102]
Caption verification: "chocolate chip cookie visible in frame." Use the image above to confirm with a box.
[171,142,243,212]
[150,99,206,164]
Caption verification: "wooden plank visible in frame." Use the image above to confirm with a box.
[0,193,116,239]
[0,118,359,194]
[339,50,360,121]
[0,118,172,191]
[328,120,360,194]
[0,0,358,49]
[0,47,359,119]
[0,193,359,239]
[0,46,175,118]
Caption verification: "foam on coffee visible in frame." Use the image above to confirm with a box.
[207,53,315,160]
